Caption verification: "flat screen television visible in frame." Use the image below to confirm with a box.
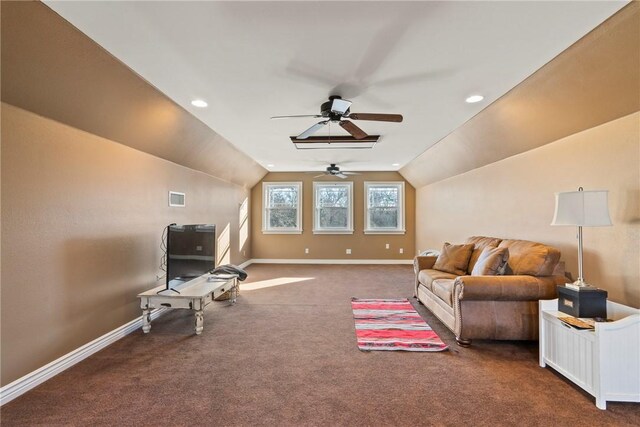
[165,224,216,292]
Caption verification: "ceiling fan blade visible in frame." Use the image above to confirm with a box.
[349,113,403,123]
[313,173,327,178]
[271,114,323,120]
[342,171,360,175]
[335,173,348,179]
[297,121,328,139]
[339,120,368,140]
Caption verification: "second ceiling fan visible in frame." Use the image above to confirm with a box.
[272,95,403,140]
[314,164,359,179]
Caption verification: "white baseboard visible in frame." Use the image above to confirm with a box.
[238,258,413,268]
[249,258,413,265]
[0,307,168,406]
[237,259,253,269]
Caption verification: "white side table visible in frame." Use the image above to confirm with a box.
[138,275,238,335]
[539,298,640,409]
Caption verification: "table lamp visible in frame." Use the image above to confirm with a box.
[551,187,612,290]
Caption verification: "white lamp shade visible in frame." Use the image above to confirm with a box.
[551,190,612,226]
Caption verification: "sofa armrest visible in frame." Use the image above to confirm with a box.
[454,275,558,301]
[413,256,437,274]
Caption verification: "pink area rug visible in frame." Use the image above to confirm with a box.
[351,298,448,352]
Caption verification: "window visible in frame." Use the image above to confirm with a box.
[262,182,302,234]
[364,182,405,234]
[313,182,353,234]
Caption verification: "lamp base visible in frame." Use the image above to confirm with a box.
[565,279,595,291]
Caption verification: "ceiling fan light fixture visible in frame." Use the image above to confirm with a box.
[330,98,352,115]
[465,95,484,104]
[291,135,379,150]
[294,142,377,149]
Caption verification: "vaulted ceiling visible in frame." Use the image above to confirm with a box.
[402,2,640,186]
[1,2,267,189]
[43,0,629,176]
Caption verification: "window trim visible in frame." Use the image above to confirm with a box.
[363,181,405,235]
[312,181,354,234]
[262,182,303,234]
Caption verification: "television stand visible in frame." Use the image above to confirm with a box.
[137,275,238,335]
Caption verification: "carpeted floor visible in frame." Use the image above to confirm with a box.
[2,264,639,426]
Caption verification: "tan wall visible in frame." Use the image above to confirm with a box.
[251,172,415,260]
[0,104,251,386]
[414,112,640,308]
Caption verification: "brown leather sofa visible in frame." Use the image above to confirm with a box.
[414,236,565,346]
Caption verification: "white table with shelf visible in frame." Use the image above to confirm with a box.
[138,274,238,335]
[539,298,640,409]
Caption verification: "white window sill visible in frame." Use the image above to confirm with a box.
[312,230,354,235]
[363,229,406,235]
[262,230,303,235]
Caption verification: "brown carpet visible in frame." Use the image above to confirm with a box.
[2,264,638,426]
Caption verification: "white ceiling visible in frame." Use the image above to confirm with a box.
[45,0,626,173]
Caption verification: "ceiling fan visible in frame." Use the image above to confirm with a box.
[314,164,360,179]
[272,95,403,140]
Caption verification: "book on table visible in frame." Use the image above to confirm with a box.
[557,315,595,330]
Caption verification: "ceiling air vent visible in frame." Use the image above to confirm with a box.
[169,191,185,207]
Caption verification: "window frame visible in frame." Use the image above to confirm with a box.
[312,181,354,234]
[363,181,405,234]
[262,182,303,234]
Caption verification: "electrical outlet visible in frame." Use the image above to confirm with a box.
[305,248,309,254]
[399,248,404,254]
[346,249,352,255]
[385,243,390,249]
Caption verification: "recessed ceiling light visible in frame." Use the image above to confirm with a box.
[392,163,400,167]
[267,164,275,168]
[191,99,208,108]
[465,95,484,104]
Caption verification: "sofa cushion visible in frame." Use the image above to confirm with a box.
[432,279,455,306]
[418,269,458,292]
[466,236,503,273]
[471,246,509,276]
[433,243,474,276]
[498,239,561,276]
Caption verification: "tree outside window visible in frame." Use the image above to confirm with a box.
[365,182,405,234]
[313,182,353,234]
[262,182,302,233]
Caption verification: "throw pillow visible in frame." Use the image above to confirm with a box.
[471,246,510,276]
[465,236,502,273]
[433,243,474,276]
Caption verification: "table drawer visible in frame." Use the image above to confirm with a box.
[141,296,192,310]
